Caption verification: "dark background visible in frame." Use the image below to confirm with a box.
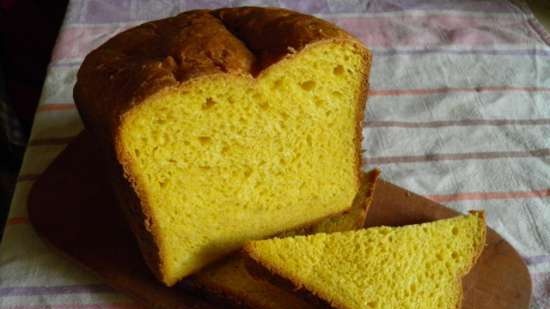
[0,0,69,235]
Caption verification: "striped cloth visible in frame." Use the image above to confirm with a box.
[1,0,549,308]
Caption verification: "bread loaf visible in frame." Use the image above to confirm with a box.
[244,212,486,309]
[74,7,371,286]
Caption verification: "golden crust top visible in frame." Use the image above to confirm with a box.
[74,7,353,135]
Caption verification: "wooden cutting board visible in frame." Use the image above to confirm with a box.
[28,131,531,309]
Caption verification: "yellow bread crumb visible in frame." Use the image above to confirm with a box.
[192,170,379,308]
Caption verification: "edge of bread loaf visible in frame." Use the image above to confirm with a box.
[75,7,372,286]
[242,212,487,309]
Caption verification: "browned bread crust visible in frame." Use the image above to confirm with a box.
[244,254,334,309]
[74,7,371,284]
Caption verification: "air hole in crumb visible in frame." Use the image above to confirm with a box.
[451,252,459,259]
[306,135,312,146]
[314,97,325,107]
[202,98,217,110]
[159,180,167,188]
[244,167,253,178]
[273,79,283,89]
[366,301,378,308]
[198,136,211,145]
[221,146,230,155]
[332,91,343,98]
[199,166,211,171]
[280,112,289,120]
[299,80,316,91]
[333,65,345,75]
[168,159,176,164]
[452,227,459,235]
[134,149,140,157]
[259,101,269,110]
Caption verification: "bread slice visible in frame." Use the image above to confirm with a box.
[244,212,486,309]
[191,170,379,309]
[74,7,371,286]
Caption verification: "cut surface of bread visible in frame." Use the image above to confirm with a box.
[74,7,371,286]
[244,212,486,309]
[191,170,379,309]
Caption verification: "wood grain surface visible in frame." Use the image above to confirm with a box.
[28,131,531,309]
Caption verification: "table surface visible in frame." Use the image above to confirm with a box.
[1,1,549,308]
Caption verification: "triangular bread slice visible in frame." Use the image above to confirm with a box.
[244,212,486,309]
[190,170,379,308]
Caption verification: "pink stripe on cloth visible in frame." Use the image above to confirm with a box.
[5,217,29,226]
[364,118,550,128]
[50,24,137,64]
[427,188,550,203]
[369,86,550,96]
[365,149,550,164]
[329,15,544,47]
[0,285,113,297]
[24,117,549,147]
[50,14,544,64]
[33,86,550,115]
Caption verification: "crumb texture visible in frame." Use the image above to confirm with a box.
[193,170,379,309]
[246,213,486,309]
[121,42,365,285]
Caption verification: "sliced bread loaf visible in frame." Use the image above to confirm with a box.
[244,212,486,309]
[191,170,379,309]
[74,7,371,286]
